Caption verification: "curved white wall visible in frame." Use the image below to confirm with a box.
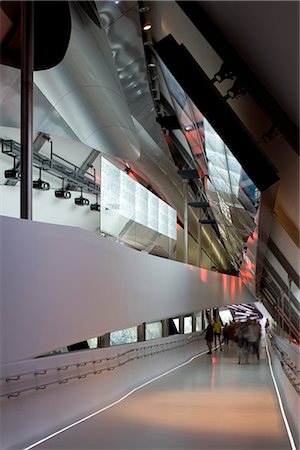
[0,216,255,364]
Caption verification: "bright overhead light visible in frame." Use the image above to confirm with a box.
[143,23,152,31]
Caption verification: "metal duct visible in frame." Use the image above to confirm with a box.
[34,2,140,161]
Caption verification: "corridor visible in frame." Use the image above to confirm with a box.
[31,340,292,450]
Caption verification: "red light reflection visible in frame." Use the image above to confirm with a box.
[128,172,138,181]
[238,277,242,293]
[199,268,207,283]
[222,274,227,295]
[211,357,217,390]
[230,278,236,302]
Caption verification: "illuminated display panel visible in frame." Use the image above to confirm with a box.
[101,158,177,239]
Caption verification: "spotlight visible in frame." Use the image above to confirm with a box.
[75,196,89,206]
[33,168,50,190]
[33,179,50,190]
[4,156,20,180]
[5,168,20,180]
[55,178,71,199]
[90,202,101,212]
[90,194,100,211]
[74,187,89,206]
[55,189,71,199]
[143,23,152,31]
[185,125,193,131]
[147,63,156,68]
[124,163,132,174]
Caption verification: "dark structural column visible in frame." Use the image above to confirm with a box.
[20,1,34,219]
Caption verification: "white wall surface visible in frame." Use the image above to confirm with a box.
[0,185,99,232]
[0,216,255,363]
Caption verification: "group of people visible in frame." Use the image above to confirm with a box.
[203,317,262,363]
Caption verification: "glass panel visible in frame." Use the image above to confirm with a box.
[195,312,202,332]
[87,338,98,349]
[184,316,192,333]
[110,327,137,345]
[173,318,180,332]
[146,321,162,340]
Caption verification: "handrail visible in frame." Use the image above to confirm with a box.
[1,334,200,399]
[268,332,300,394]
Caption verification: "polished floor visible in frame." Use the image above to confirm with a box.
[35,341,291,450]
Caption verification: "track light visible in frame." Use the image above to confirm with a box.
[75,187,89,206]
[55,179,71,199]
[90,202,101,211]
[5,168,20,180]
[55,189,71,199]
[90,194,100,211]
[33,168,50,190]
[33,179,50,190]
[4,156,20,180]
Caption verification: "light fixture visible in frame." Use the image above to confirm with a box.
[185,125,194,131]
[4,156,20,180]
[4,168,21,180]
[143,23,152,31]
[55,178,71,199]
[124,163,132,175]
[147,63,156,68]
[75,187,89,206]
[139,6,150,12]
[33,168,50,191]
[90,195,101,212]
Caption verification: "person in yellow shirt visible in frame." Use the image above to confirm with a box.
[213,317,222,350]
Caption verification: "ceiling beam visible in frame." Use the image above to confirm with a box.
[177,1,299,155]
[154,34,279,193]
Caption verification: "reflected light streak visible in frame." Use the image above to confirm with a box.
[222,274,227,295]
[238,277,242,293]
[211,358,216,390]
[199,268,207,282]
[230,278,236,302]
[128,172,137,181]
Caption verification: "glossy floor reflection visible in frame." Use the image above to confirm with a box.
[36,342,291,450]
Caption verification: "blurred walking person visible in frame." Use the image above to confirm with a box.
[213,317,222,350]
